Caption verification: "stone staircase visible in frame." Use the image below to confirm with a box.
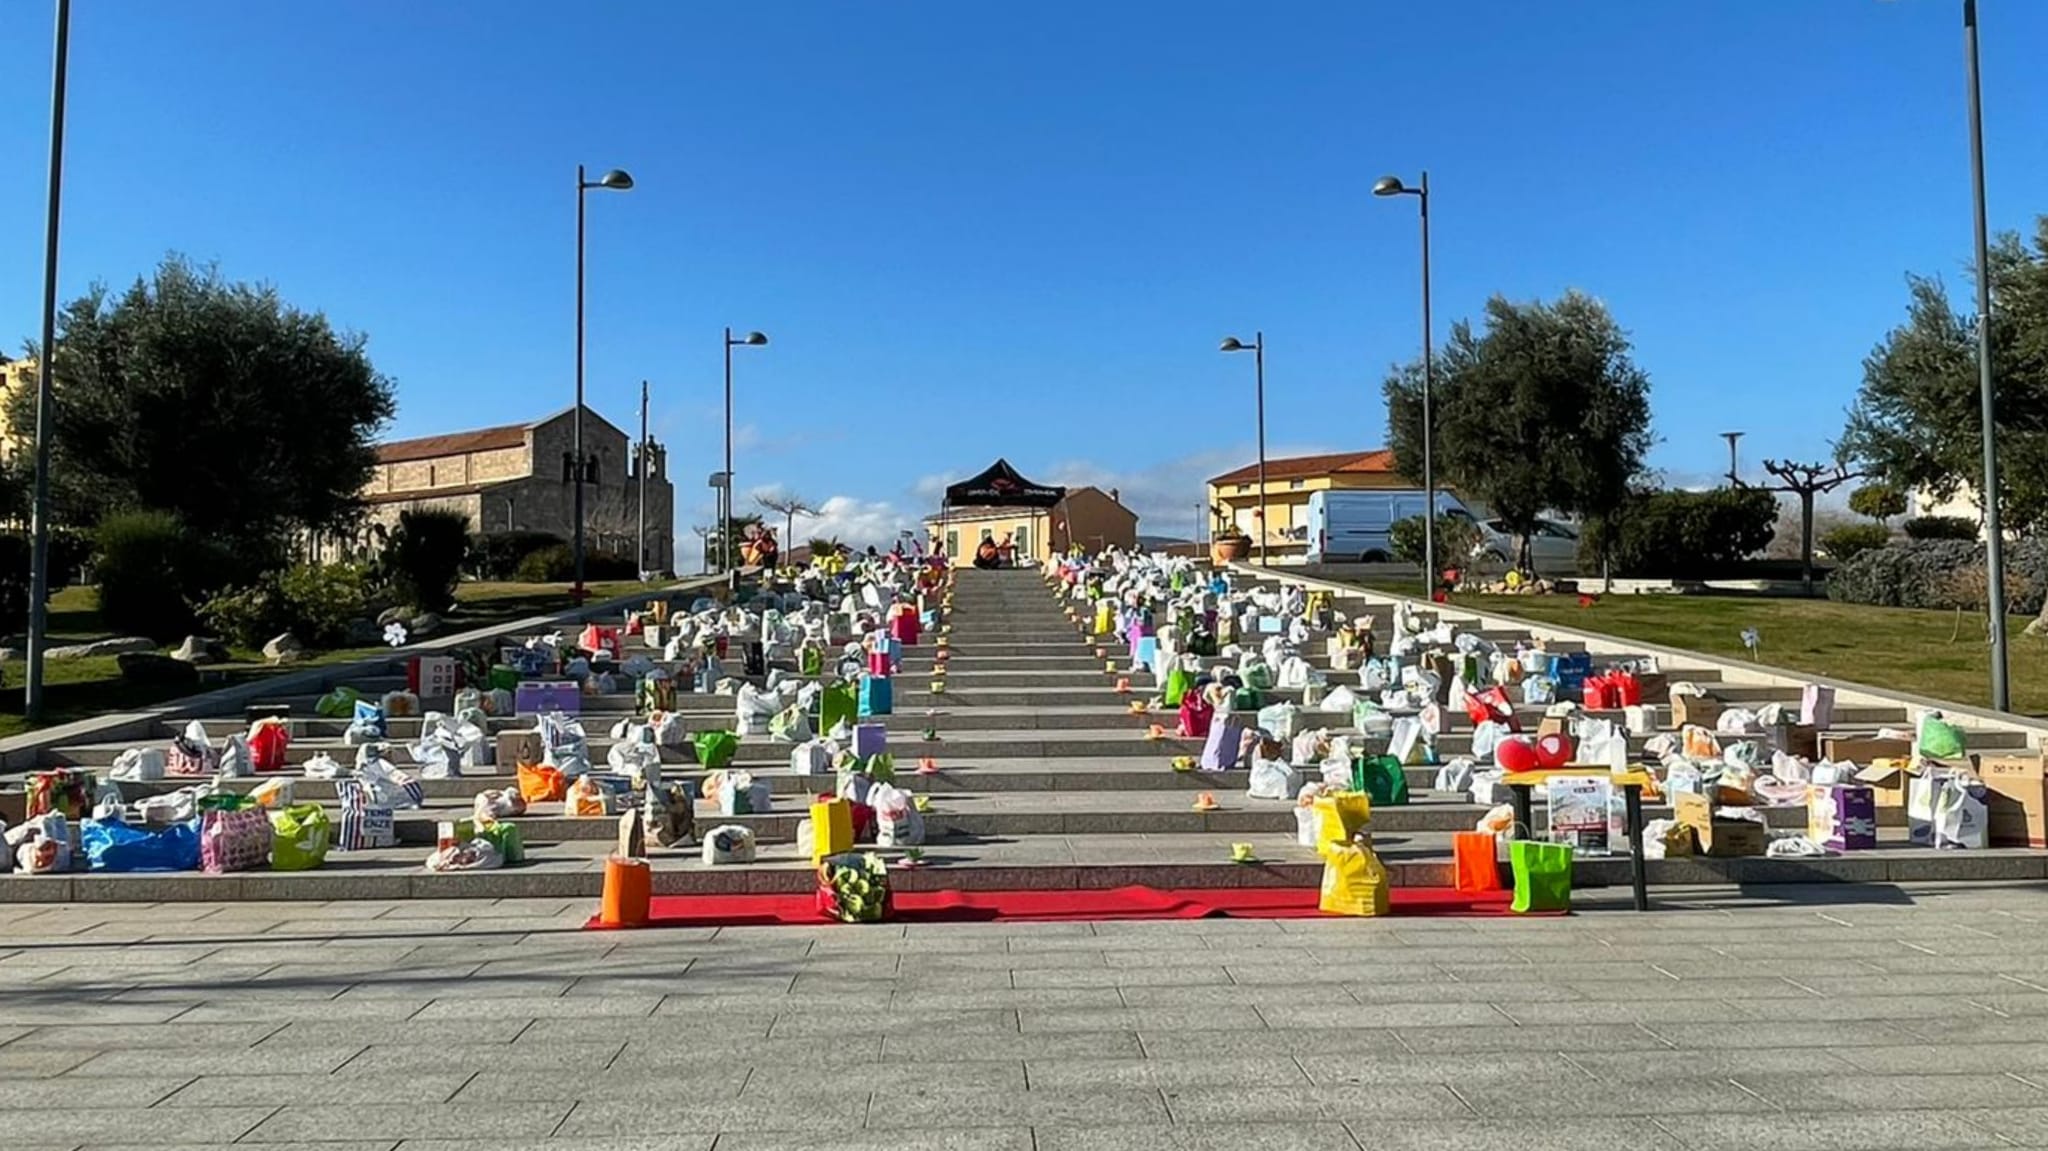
[5,564,2046,902]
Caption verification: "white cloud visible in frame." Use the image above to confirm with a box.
[790,496,915,549]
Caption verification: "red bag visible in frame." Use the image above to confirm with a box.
[1583,673,1624,710]
[407,656,462,697]
[1464,686,1518,730]
[1611,670,1643,707]
[625,615,644,637]
[578,625,621,655]
[1177,692,1214,739]
[247,719,291,773]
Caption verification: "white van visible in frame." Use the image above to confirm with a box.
[1304,489,1474,563]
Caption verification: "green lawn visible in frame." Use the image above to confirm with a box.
[1379,584,2044,716]
[0,579,672,739]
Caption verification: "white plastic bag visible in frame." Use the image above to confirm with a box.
[1321,686,1357,715]
[215,734,254,779]
[1246,757,1300,801]
[607,739,663,788]
[702,824,757,865]
[110,747,167,782]
[792,740,831,775]
[871,784,926,847]
[1434,758,1475,793]
[303,752,344,780]
[1471,719,1506,762]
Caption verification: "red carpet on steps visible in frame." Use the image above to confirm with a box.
[587,885,1548,929]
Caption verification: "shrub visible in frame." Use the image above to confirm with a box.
[1390,514,1482,568]
[1904,515,1978,541]
[197,583,285,650]
[1819,523,1892,564]
[514,544,573,583]
[380,509,472,612]
[472,531,566,580]
[275,562,376,646]
[0,534,32,627]
[1827,539,2048,612]
[95,510,235,640]
[512,543,636,583]
[1578,487,1779,579]
[198,561,378,651]
[1848,483,1908,524]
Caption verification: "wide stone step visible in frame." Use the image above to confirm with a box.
[6,826,2040,903]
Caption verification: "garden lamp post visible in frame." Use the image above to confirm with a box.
[1963,0,2008,711]
[723,327,767,570]
[1374,172,1436,595]
[1220,334,1267,567]
[573,164,633,601]
[25,0,71,722]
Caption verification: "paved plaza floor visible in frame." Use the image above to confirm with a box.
[5,885,2048,1149]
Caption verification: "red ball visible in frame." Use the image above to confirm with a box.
[1494,736,1538,772]
[1534,732,1574,769]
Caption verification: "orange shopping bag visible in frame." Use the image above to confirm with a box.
[1452,831,1503,893]
[518,762,567,804]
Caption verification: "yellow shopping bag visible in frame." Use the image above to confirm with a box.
[1312,791,1372,855]
[1093,602,1114,637]
[1319,842,1391,917]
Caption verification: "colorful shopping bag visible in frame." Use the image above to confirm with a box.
[1318,842,1390,917]
[1312,791,1372,854]
[693,730,740,770]
[1452,831,1503,893]
[201,805,273,873]
[269,804,333,871]
[27,770,93,820]
[1509,839,1573,913]
[517,762,568,803]
[859,675,894,717]
[247,719,292,773]
[819,682,859,731]
[1163,664,1192,708]
[1350,755,1411,806]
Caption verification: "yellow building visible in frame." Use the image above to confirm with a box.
[0,359,37,461]
[922,486,1138,562]
[1206,449,1413,560]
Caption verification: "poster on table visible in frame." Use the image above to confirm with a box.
[1547,774,1620,857]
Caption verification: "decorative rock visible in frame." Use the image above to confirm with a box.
[263,632,305,664]
[45,636,157,660]
[170,635,225,664]
[408,612,443,638]
[0,647,18,661]
[117,652,200,686]
[376,606,411,627]
[345,617,381,645]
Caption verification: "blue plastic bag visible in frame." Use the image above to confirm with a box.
[82,818,202,873]
[352,699,387,737]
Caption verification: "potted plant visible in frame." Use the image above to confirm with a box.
[1211,532,1252,565]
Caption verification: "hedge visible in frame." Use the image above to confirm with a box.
[1826,539,2048,613]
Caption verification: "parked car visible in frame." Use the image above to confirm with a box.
[1472,517,1579,570]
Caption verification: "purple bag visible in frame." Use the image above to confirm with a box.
[514,680,581,716]
[1200,716,1245,772]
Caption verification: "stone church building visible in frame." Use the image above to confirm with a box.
[314,405,677,573]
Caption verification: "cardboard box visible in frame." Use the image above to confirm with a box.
[1674,792,1767,858]
[496,730,546,769]
[1853,758,1918,809]
[1536,715,1570,740]
[1670,693,1724,729]
[1768,723,1821,762]
[1820,734,1913,766]
[1976,754,2048,848]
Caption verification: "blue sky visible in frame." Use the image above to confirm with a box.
[5,0,2045,555]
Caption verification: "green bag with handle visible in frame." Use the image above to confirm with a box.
[270,804,332,872]
[693,730,740,770]
[1163,665,1192,708]
[818,682,859,733]
[1350,755,1410,806]
[1509,840,1573,913]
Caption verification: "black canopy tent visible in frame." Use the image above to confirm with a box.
[939,459,1068,560]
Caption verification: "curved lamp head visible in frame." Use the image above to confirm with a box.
[596,169,635,190]
[1219,337,1250,353]
[741,331,768,347]
[1372,176,1407,197]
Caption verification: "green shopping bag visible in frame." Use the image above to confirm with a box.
[1350,755,1410,806]
[800,645,823,676]
[476,821,525,865]
[1916,713,1967,759]
[1163,665,1192,708]
[1509,840,1573,913]
[270,804,332,872]
[314,686,361,719]
[693,730,740,770]
[819,682,858,732]
[1233,687,1263,712]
